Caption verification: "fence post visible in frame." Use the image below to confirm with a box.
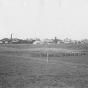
[40,53,41,58]
[53,54,55,58]
[47,53,49,63]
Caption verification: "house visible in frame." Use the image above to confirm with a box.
[64,38,71,43]
[5,41,8,44]
[57,39,64,44]
[81,39,88,44]
[11,38,20,44]
[33,39,55,44]
[33,40,46,44]
[39,41,45,44]
[33,40,40,44]
[0,40,3,44]
[71,40,81,44]
[43,39,55,44]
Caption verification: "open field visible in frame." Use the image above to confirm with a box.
[0,44,88,88]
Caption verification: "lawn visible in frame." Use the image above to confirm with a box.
[0,44,88,88]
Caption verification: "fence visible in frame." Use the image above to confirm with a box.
[29,48,88,62]
[29,52,87,58]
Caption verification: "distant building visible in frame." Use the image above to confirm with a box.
[64,38,71,43]
[81,39,88,44]
[11,38,20,44]
[1,38,9,44]
[57,39,64,44]
[33,40,40,44]
[53,37,58,43]
[39,41,45,44]
[71,40,81,44]
[43,39,55,44]
[5,41,8,44]
[0,40,3,44]
[33,39,55,44]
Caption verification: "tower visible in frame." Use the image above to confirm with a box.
[11,34,13,43]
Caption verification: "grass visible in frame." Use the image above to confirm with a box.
[0,44,88,88]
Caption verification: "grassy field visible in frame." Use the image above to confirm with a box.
[0,44,88,88]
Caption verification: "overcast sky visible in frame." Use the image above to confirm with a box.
[0,0,88,40]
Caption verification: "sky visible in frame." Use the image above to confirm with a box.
[0,0,88,40]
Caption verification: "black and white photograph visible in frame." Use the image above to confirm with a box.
[0,0,88,88]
